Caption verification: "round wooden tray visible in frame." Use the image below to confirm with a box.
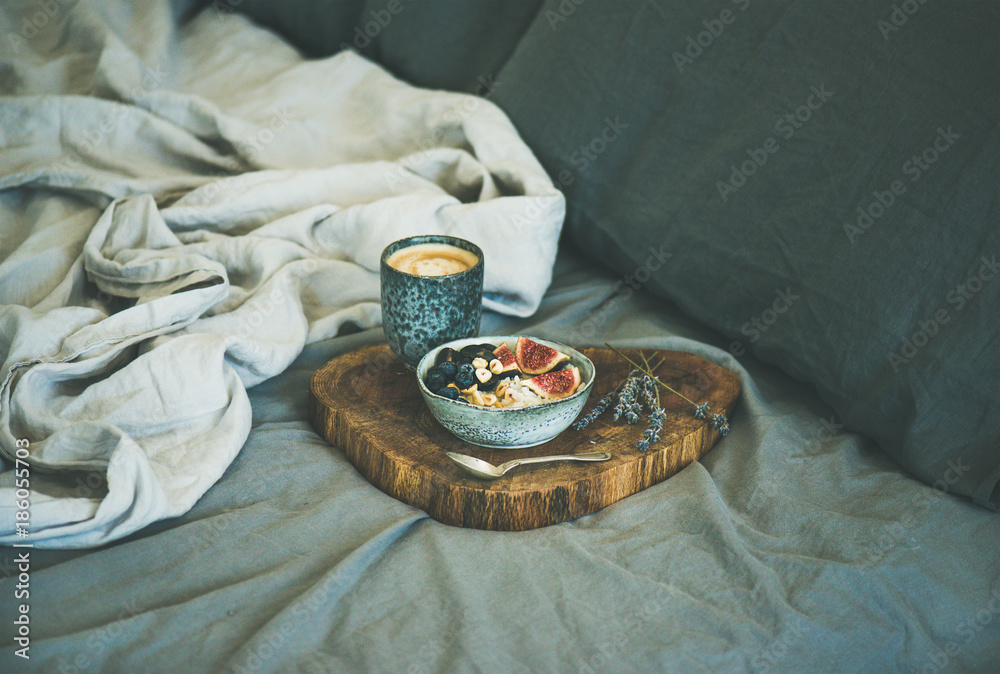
[309,344,740,530]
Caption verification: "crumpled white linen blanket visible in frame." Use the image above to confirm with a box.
[0,0,564,547]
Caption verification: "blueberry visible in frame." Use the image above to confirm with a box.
[437,361,457,379]
[457,363,474,376]
[436,386,459,400]
[454,370,475,390]
[425,371,446,392]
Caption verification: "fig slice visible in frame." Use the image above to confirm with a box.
[492,343,520,375]
[523,366,581,399]
[514,336,570,375]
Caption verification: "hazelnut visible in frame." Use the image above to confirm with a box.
[475,368,491,384]
[489,359,503,375]
[472,357,488,369]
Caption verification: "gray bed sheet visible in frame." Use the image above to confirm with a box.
[2,243,998,673]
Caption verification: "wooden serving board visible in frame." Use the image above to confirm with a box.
[309,345,739,531]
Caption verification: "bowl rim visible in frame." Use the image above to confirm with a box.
[415,335,595,412]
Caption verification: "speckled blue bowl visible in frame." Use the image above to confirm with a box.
[380,235,484,370]
[416,336,595,449]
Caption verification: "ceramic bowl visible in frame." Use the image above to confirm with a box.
[416,335,595,449]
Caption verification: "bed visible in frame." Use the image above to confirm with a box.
[1,0,998,672]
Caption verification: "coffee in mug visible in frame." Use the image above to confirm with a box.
[380,235,484,369]
[385,243,479,277]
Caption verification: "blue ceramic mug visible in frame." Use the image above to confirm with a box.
[380,235,484,369]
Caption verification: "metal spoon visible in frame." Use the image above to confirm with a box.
[446,451,611,479]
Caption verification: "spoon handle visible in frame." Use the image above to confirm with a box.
[503,451,611,470]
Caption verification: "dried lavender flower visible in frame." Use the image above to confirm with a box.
[640,376,659,411]
[572,391,615,430]
[613,370,641,421]
[579,346,736,451]
[711,413,730,436]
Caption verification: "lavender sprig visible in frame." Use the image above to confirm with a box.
[613,370,642,421]
[573,346,732,450]
[605,343,731,441]
[639,376,659,412]
[573,368,640,429]
[636,407,666,451]
[572,390,615,430]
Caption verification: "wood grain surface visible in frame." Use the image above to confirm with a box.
[309,344,740,530]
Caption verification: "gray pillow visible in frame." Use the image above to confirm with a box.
[490,0,999,508]
[229,0,999,509]
[230,0,542,94]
